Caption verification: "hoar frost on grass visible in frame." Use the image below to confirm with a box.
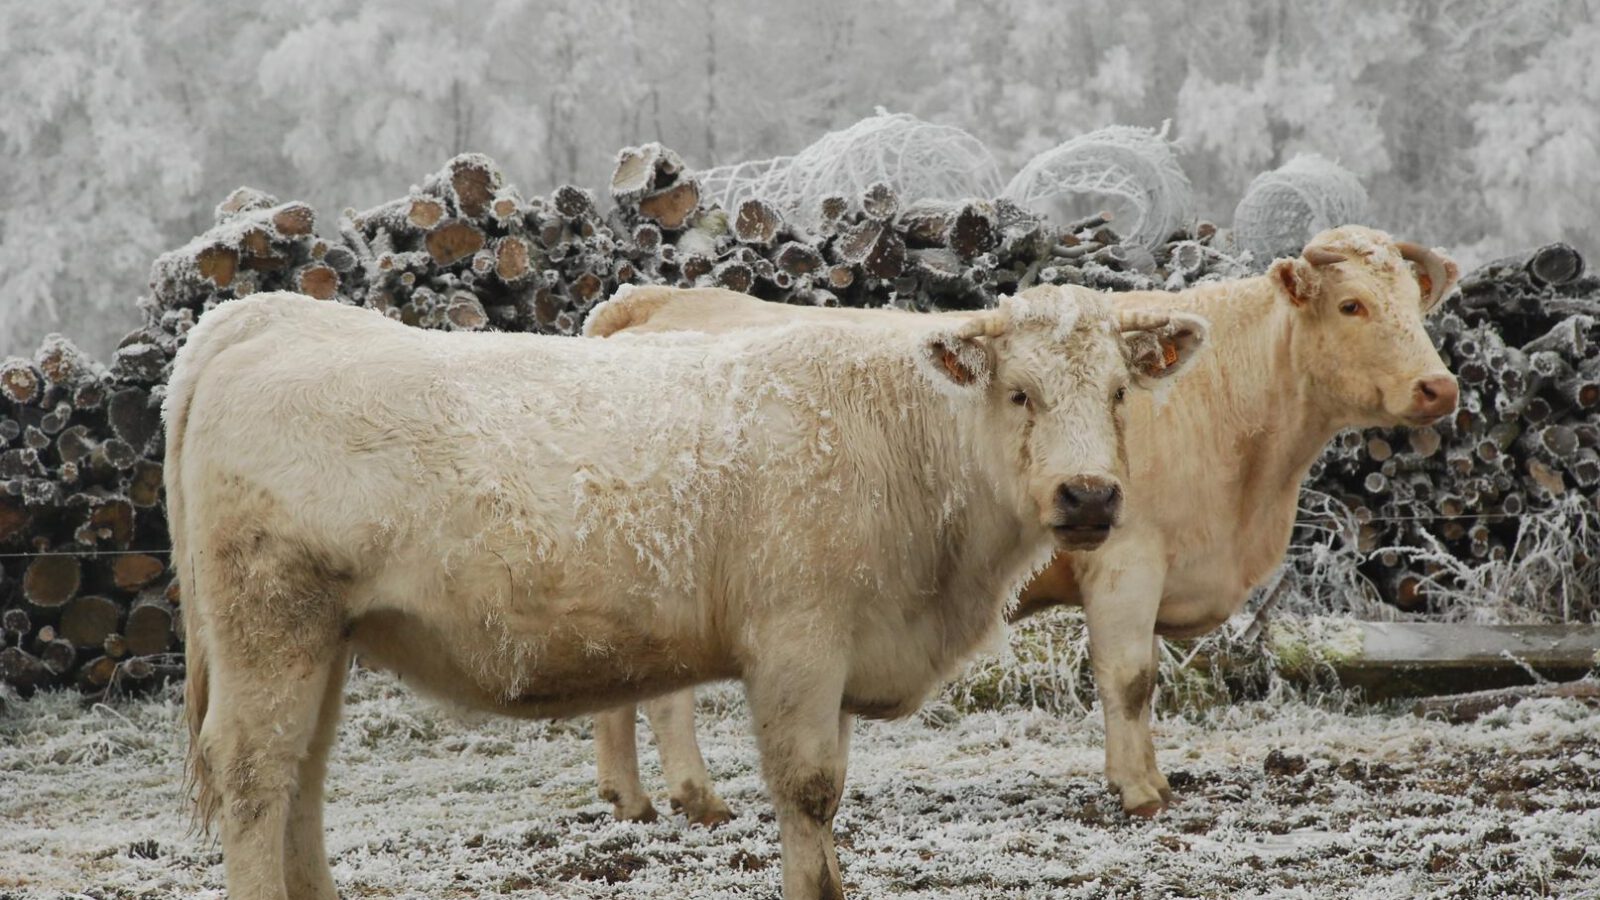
[3,668,1598,899]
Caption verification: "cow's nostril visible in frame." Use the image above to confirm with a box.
[1056,479,1121,519]
[1413,375,1458,416]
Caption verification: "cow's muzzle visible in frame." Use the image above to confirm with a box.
[1051,476,1122,550]
[1405,374,1459,424]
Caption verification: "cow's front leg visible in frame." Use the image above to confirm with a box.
[746,661,849,899]
[1081,549,1169,816]
[644,690,733,826]
[595,705,659,822]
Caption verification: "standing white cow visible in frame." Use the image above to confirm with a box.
[167,288,1207,899]
[587,225,1461,820]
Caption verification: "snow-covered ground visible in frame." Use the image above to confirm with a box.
[3,670,1598,899]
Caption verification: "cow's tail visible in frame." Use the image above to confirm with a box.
[164,295,283,834]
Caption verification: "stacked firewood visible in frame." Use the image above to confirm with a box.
[1311,243,1598,610]
[1,144,1593,693]
[0,334,177,696]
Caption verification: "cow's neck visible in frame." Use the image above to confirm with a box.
[1188,276,1336,501]
[1154,277,1341,585]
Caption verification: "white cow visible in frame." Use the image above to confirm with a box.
[588,225,1461,820]
[166,288,1207,899]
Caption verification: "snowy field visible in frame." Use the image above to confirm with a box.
[3,669,1599,899]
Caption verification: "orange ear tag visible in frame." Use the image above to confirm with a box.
[1160,339,1179,369]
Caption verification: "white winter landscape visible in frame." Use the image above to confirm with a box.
[3,2,1600,899]
[4,664,1599,899]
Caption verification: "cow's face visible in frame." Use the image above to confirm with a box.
[924,288,1208,550]
[1270,226,1460,428]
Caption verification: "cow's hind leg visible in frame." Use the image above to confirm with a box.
[645,690,733,827]
[595,705,659,822]
[202,642,344,900]
[195,529,350,900]
[283,645,352,900]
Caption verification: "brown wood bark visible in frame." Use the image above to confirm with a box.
[60,594,121,649]
[733,199,781,247]
[407,198,446,230]
[296,264,340,300]
[1,360,42,405]
[494,236,534,284]
[195,245,239,288]
[23,555,80,608]
[0,646,48,690]
[425,220,486,266]
[638,181,700,230]
[449,157,498,219]
[1413,681,1600,723]
[125,590,176,657]
[112,554,166,592]
[127,460,164,508]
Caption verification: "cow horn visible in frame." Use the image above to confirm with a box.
[1302,245,1347,266]
[953,309,1010,340]
[1396,240,1458,310]
[1115,309,1172,332]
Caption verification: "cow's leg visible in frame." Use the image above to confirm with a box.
[595,705,659,822]
[193,526,350,900]
[282,645,351,900]
[1082,551,1169,817]
[645,689,732,827]
[202,644,343,900]
[746,663,849,900]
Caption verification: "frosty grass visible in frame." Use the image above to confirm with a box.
[3,652,1598,898]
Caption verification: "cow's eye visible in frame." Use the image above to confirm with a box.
[1114,387,1127,404]
[1339,299,1366,317]
[1010,390,1029,408]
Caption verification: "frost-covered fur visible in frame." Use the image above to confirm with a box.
[587,226,1459,820]
[166,288,1203,900]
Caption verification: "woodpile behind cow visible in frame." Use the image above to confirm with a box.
[1,145,1594,695]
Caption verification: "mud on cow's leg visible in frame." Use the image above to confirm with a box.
[1082,553,1170,817]
[745,659,850,900]
[595,705,659,823]
[645,690,733,827]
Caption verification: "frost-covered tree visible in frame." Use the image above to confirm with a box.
[0,2,205,355]
[1,0,1596,356]
[1469,18,1600,247]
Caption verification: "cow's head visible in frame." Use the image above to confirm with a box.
[1269,226,1460,428]
[924,287,1208,550]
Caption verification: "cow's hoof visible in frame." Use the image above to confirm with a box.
[687,799,734,829]
[672,783,734,828]
[611,799,660,823]
[1127,800,1165,819]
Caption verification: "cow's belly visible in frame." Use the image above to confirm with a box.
[347,583,734,720]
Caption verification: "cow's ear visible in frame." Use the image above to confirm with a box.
[1120,311,1209,387]
[1271,244,1344,308]
[925,335,991,388]
[923,310,1006,389]
[1396,241,1461,312]
[1269,257,1319,308]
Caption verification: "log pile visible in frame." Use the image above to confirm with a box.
[1,143,1594,694]
[0,331,177,697]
